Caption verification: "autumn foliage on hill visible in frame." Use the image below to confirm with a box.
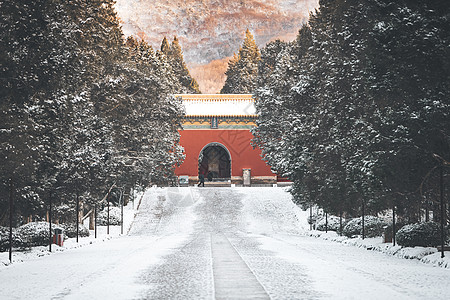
[116,0,318,64]
[188,58,230,94]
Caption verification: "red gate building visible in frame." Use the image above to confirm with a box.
[175,94,276,185]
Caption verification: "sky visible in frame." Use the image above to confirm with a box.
[114,0,319,93]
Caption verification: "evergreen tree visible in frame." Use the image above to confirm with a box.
[253,0,450,220]
[0,1,186,226]
[221,29,261,94]
[160,36,171,55]
[367,0,450,219]
[1,0,91,221]
[119,36,185,186]
[170,37,201,94]
[159,36,201,93]
[220,52,240,93]
[59,0,128,212]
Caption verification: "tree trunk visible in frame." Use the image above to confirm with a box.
[89,206,95,230]
[79,200,84,224]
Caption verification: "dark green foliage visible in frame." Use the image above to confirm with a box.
[0,227,24,251]
[0,1,184,228]
[97,207,121,226]
[170,37,201,93]
[123,37,185,185]
[396,222,443,247]
[1,222,90,250]
[253,0,450,220]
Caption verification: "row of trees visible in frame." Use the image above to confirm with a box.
[0,0,196,226]
[245,0,449,220]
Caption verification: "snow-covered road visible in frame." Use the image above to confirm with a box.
[1,187,449,299]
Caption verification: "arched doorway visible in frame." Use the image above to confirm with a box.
[198,143,231,180]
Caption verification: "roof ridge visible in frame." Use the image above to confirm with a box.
[175,94,254,101]
[185,114,258,117]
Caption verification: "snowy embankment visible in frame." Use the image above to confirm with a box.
[0,192,142,267]
[305,230,450,269]
[240,186,450,269]
[240,186,308,235]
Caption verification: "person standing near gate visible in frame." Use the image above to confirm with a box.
[198,173,205,187]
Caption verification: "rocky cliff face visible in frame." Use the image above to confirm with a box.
[115,0,318,92]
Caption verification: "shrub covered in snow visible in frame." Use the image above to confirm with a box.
[16,222,64,247]
[396,222,443,247]
[0,226,25,251]
[316,215,346,232]
[97,207,121,226]
[62,223,90,238]
[1,222,92,251]
[343,216,388,238]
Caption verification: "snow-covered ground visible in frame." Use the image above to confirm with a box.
[0,187,449,299]
[304,230,450,269]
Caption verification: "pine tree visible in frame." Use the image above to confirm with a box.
[221,29,261,94]
[0,1,186,225]
[220,52,240,93]
[119,36,185,185]
[366,0,450,219]
[160,36,170,55]
[169,37,201,93]
[253,0,450,220]
[61,0,128,209]
[0,0,91,220]
[159,36,201,93]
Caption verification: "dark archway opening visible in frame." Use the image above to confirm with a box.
[199,145,231,180]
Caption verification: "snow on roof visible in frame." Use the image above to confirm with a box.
[175,94,257,117]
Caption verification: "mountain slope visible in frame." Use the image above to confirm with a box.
[115,0,318,65]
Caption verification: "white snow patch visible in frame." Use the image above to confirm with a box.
[239,186,309,235]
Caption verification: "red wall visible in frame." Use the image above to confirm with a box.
[175,130,274,177]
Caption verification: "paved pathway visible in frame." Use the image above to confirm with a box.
[135,187,450,300]
[2,187,450,299]
[211,233,269,300]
